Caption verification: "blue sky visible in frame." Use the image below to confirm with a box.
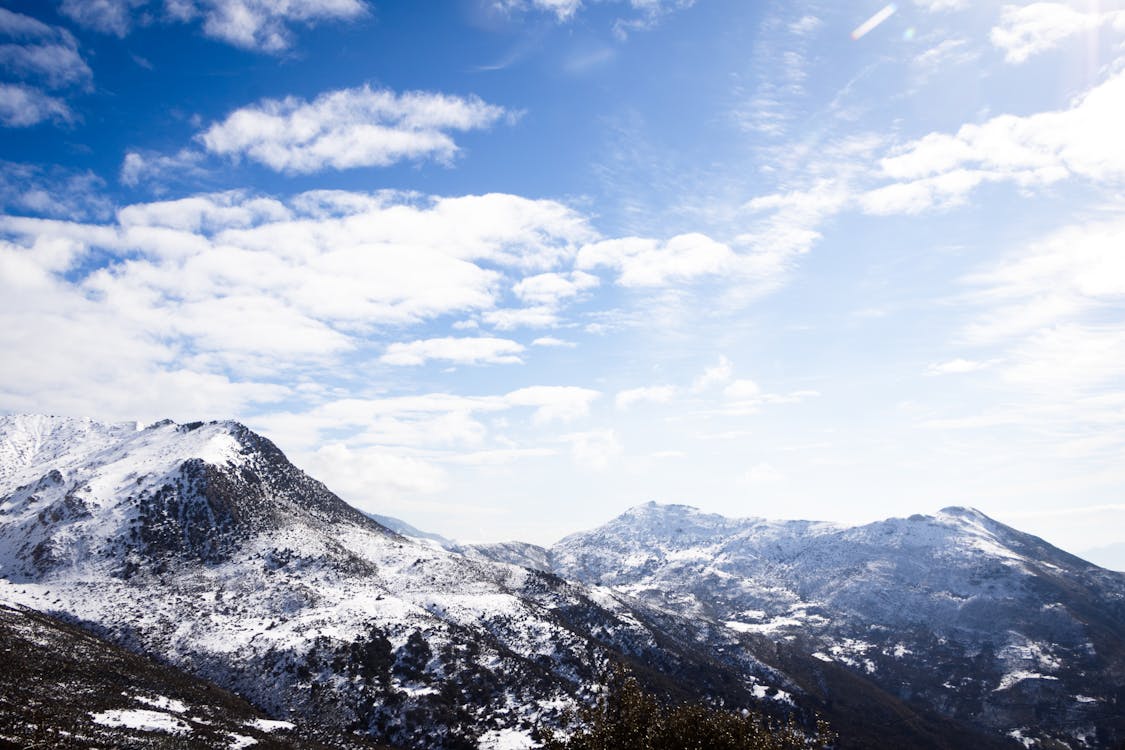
[2,0,1124,567]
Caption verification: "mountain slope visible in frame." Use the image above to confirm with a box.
[0,602,390,749]
[550,502,1125,749]
[0,416,803,749]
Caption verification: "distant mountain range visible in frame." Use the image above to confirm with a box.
[1,415,1122,749]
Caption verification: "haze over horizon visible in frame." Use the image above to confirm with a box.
[1,0,1124,567]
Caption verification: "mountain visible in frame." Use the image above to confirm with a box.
[0,601,389,749]
[548,501,1125,749]
[0,416,807,749]
[2,415,1117,748]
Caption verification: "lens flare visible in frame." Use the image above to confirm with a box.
[852,4,898,40]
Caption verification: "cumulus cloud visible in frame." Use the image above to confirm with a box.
[577,232,736,287]
[512,270,598,305]
[991,3,1125,64]
[615,385,676,410]
[198,86,508,173]
[863,69,1125,212]
[381,336,525,366]
[0,189,598,418]
[59,0,367,51]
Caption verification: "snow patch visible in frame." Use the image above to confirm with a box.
[90,708,191,734]
[995,671,1059,692]
[132,693,188,713]
[478,727,536,749]
[245,718,295,733]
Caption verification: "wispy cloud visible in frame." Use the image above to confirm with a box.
[0,8,91,127]
[0,83,72,127]
[59,0,368,52]
[381,337,526,366]
[991,3,1125,64]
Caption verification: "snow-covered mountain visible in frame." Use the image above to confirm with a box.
[0,415,805,750]
[2,415,1119,748]
[546,502,1125,749]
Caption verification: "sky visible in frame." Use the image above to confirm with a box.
[1,0,1124,567]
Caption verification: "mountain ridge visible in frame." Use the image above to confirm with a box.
[2,415,1121,748]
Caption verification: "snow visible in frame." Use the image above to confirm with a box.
[227,734,259,749]
[132,694,188,713]
[478,727,537,750]
[89,708,192,734]
[245,718,296,733]
[994,671,1060,692]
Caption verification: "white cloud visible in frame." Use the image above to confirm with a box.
[789,15,822,35]
[966,216,1125,343]
[0,84,71,127]
[0,189,599,418]
[692,355,733,392]
[505,386,600,424]
[0,10,88,121]
[531,336,576,347]
[991,3,1125,64]
[933,215,1125,441]
[301,443,449,510]
[562,429,622,471]
[0,8,61,39]
[120,149,207,188]
[0,42,91,89]
[199,85,508,173]
[381,337,525,366]
[913,38,977,71]
[0,162,111,220]
[58,0,140,37]
[927,358,993,375]
[512,270,598,305]
[868,69,1125,211]
[743,462,784,484]
[60,0,367,51]
[615,385,676,410]
[723,378,761,400]
[499,0,583,21]
[576,232,736,287]
[737,175,856,287]
[913,0,968,11]
[482,306,560,330]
